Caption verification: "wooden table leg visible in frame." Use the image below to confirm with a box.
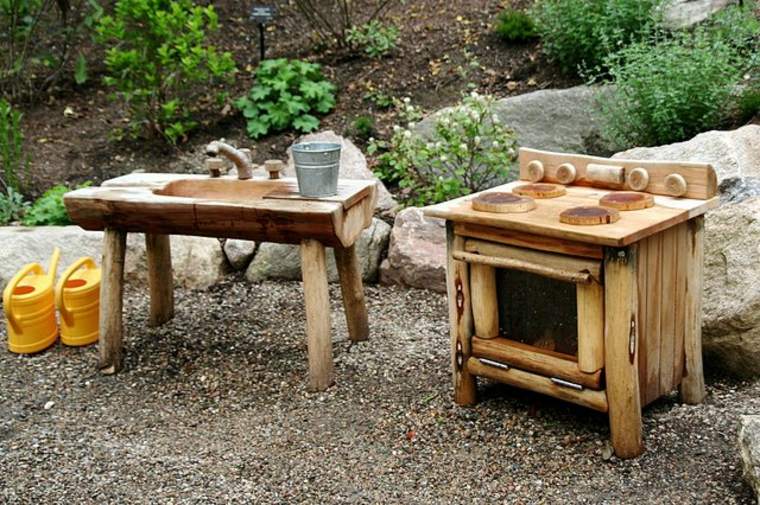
[334,244,369,342]
[99,229,127,375]
[146,233,174,327]
[681,217,706,404]
[446,222,477,406]
[301,239,335,391]
[604,245,644,459]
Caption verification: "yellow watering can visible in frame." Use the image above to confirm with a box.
[3,248,60,354]
[55,256,101,346]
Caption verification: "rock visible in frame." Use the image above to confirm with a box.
[612,125,760,184]
[245,218,391,283]
[719,177,760,205]
[416,85,619,158]
[127,235,229,289]
[0,226,230,291]
[223,239,257,271]
[379,207,447,292]
[739,415,760,501]
[660,0,736,29]
[702,197,760,377]
[283,130,397,217]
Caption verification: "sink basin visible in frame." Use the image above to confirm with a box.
[64,174,377,247]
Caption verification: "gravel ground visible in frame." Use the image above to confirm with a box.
[0,280,757,504]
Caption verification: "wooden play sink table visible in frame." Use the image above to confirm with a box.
[64,173,378,391]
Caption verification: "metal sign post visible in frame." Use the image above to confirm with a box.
[250,5,276,61]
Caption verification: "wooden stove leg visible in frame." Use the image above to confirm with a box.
[446,222,477,405]
[681,217,706,404]
[334,244,369,342]
[99,229,127,375]
[146,233,174,327]
[300,239,335,391]
[604,245,643,459]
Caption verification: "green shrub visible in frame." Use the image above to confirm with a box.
[95,0,237,144]
[599,31,746,147]
[351,115,376,140]
[0,99,27,192]
[0,186,28,225]
[530,0,662,75]
[22,182,89,226]
[346,21,399,58]
[368,93,518,206]
[494,9,537,42]
[235,59,336,139]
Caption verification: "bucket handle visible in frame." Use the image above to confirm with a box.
[55,257,97,323]
[3,263,45,334]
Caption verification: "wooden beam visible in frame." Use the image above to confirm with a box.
[467,357,608,413]
[471,336,602,390]
[454,251,593,285]
[604,245,644,459]
[681,217,706,404]
[334,244,369,342]
[577,280,605,373]
[300,239,335,391]
[145,233,174,327]
[470,264,499,339]
[98,229,127,374]
[447,223,477,405]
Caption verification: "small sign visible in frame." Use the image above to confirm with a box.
[250,4,276,24]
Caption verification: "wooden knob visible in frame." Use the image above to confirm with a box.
[527,160,544,182]
[205,157,225,177]
[664,173,687,197]
[555,162,577,184]
[265,159,284,180]
[626,167,649,191]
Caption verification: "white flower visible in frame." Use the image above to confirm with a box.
[440,155,448,162]
[474,136,481,145]
[508,148,515,156]
[403,130,412,139]
[393,125,401,132]
[435,141,443,149]
[492,141,499,148]
[460,143,468,151]
[492,114,500,123]
[426,142,434,149]
[440,117,449,126]
[369,137,375,143]
[406,105,415,113]
[403,97,411,104]
[407,121,416,129]
[470,90,479,98]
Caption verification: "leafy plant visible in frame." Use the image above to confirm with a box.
[351,114,375,140]
[530,0,663,75]
[95,0,237,144]
[0,186,28,224]
[0,98,27,192]
[369,93,518,206]
[364,89,394,109]
[22,182,89,226]
[346,20,399,58]
[494,8,537,42]
[235,59,336,139]
[599,30,746,147]
[292,0,397,48]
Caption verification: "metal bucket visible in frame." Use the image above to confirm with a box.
[292,142,341,197]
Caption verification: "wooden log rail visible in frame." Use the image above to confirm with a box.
[471,336,602,390]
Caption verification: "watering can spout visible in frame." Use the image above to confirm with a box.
[48,247,60,281]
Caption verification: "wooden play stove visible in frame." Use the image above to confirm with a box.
[425,147,718,458]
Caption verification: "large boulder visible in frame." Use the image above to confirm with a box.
[614,125,760,377]
[379,208,447,292]
[416,85,619,158]
[0,226,230,291]
[283,130,397,217]
[245,218,391,283]
[660,0,737,29]
[739,415,760,502]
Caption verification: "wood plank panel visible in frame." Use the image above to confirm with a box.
[659,226,678,394]
[470,264,499,339]
[577,280,605,374]
[681,217,706,404]
[637,237,650,405]
[673,222,688,387]
[644,232,662,404]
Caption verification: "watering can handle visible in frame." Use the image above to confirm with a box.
[3,263,45,334]
[55,257,96,322]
